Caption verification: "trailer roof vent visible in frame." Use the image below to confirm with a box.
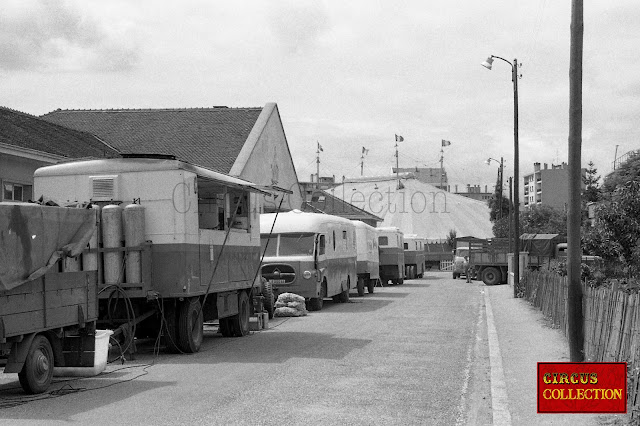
[90,175,119,201]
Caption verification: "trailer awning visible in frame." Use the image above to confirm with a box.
[0,203,97,292]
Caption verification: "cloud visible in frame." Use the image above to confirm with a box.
[267,1,330,55]
[0,1,139,72]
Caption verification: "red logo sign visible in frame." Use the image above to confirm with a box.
[537,362,627,413]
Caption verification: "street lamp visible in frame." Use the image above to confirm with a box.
[482,55,520,296]
[486,157,504,220]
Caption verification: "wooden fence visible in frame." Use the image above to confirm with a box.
[521,271,640,419]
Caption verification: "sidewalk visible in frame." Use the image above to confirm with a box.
[485,283,626,425]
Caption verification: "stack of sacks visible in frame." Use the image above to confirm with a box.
[274,293,308,317]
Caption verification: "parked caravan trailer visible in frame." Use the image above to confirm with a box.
[352,220,380,296]
[260,211,356,311]
[403,234,426,279]
[0,203,99,393]
[377,227,405,285]
[33,156,270,354]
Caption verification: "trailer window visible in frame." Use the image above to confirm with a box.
[278,233,316,256]
[379,236,388,246]
[228,191,249,231]
[318,234,325,255]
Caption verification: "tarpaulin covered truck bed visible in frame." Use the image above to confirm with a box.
[0,202,97,292]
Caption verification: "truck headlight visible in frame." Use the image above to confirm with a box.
[303,270,312,279]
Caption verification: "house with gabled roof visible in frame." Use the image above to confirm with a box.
[0,106,120,202]
[302,189,382,227]
[40,103,303,211]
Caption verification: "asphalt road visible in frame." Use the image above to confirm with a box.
[0,272,494,425]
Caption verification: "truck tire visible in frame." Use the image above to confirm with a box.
[307,281,326,311]
[482,267,501,286]
[367,279,375,294]
[356,277,365,297]
[18,335,54,394]
[338,279,351,302]
[176,297,204,353]
[262,280,275,319]
[230,291,250,337]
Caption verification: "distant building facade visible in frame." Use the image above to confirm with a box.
[299,175,339,200]
[454,184,493,202]
[523,162,586,211]
[392,167,449,191]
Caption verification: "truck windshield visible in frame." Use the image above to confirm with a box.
[261,233,316,256]
[260,235,278,257]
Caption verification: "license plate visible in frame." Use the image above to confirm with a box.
[270,279,285,284]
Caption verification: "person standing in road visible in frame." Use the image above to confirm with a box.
[464,256,472,283]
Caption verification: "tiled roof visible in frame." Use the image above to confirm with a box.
[40,107,263,174]
[0,107,120,159]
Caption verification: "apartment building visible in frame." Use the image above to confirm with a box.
[523,162,586,211]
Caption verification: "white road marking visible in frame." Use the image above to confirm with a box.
[455,301,483,426]
[484,289,512,425]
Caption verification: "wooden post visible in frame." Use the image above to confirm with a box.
[567,0,584,362]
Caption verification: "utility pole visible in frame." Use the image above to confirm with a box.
[316,142,321,189]
[439,147,444,190]
[567,0,584,362]
[499,157,504,219]
[395,140,400,189]
[508,177,513,254]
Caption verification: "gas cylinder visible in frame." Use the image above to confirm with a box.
[123,203,145,284]
[102,204,123,284]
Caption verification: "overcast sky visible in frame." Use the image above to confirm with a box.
[1,1,637,191]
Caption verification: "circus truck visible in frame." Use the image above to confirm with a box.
[377,227,405,285]
[33,155,272,355]
[403,234,426,279]
[0,202,100,394]
[260,211,356,311]
[352,220,380,296]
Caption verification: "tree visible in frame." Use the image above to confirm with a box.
[492,216,510,238]
[445,229,457,249]
[520,205,567,235]
[602,151,640,195]
[487,174,510,222]
[583,180,640,276]
[582,161,600,203]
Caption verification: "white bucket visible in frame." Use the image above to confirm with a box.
[54,330,113,377]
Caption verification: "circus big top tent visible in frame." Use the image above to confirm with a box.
[329,175,494,240]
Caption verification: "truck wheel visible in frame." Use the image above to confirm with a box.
[163,303,180,352]
[356,277,365,297]
[307,297,323,311]
[307,280,326,311]
[176,297,204,353]
[338,279,351,302]
[482,267,501,286]
[230,291,250,337]
[18,335,54,394]
[367,279,375,294]
[262,280,275,319]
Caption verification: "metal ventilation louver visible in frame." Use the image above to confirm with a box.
[90,175,119,201]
